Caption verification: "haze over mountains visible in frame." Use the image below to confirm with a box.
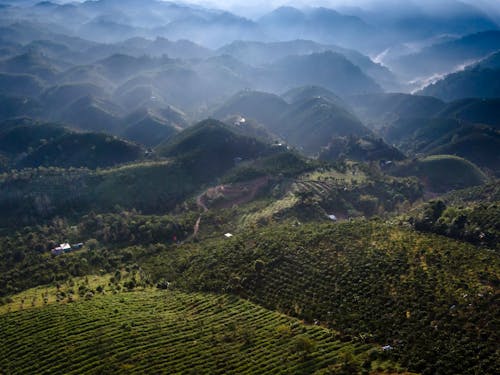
[0,1,499,375]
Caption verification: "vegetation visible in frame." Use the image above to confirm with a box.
[0,289,405,374]
[0,2,498,374]
[319,135,406,162]
[141,220,499,375]
[389,155,488,193]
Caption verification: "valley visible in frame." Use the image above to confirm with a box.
[0,0,499,374]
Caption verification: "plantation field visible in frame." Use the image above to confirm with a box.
[142,220,499,374]
[0,290,405,374]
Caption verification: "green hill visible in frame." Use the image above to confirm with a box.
[276,97,371,154]
[0,289,403,375]
[383,118,464,151]
[390,155,488,193]
[281,85,347,108]
[319,135,406,162]
[436,98,500,127]
[57,65,114,90]
[0,51,60,82]
[18,132,143,169]
[141,220,499,375]
[157,119,272,182]
[41,83,109,113]
[269,51,382,95]
[345,93,445,128]
[419,66,500,101]
[212,90,289,128]
[0,72,45,97]
[0,95,42,121]
[121,110,181,147]
[422,125,500,176]
[408,184,500,251]
[59,95,122,133]
[0,161,196,225]
[0,122,68,156]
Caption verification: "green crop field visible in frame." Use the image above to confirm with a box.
[0,290,405,375]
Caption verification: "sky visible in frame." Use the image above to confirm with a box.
[178,0,500,18]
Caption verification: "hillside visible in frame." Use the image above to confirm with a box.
[121,109,182,147]
[282,85,347,107]
[276,97,371,154]
[59,95,122,134]
[0,95,42,121]
[389,155,488,193]
[408,184,500,251]
[267,51,382,95]
[141,220,499,375]
[419,66,500,101]
[41,83,109,114]
[422,125,500,176]
[212,90,289,128]
[0,51,60,82]
[217,39,398,90]
[18,132,143,169]
[0,72,45,97]
[319,135,406,162]
[0,2,499,375]
[345,93,446,128]
[389,30,500,79]
[157,119,272,182]
[0,122,68,156]
[0,289,404,374]
[0,161,198,225]
[436,98,500,127]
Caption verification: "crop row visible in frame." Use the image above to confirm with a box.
[0,290,397,374]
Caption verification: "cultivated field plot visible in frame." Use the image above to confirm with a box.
[0,290,400,374]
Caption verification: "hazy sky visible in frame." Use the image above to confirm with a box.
[179,0,500,18]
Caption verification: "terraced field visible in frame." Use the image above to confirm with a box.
[0,290,403,374]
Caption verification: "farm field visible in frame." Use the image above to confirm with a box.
[0,289,405,374]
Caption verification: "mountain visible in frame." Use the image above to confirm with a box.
[212,90,289,128]
[117,37,213,59]
[390,155,488,192]
[0,120,142,169]
[0,95,42,121]
[0,50,65,83]
[389,30,500,79]
[419,65,500,101]
[345,93,446,128]
[475,50,500,69]
[258,7,375,51]
[56,65,114,90]
[0,72,45,97]
[319,135,406,162]
[383,118,463,148]
[281,85,347,108]
[266,51,382,95]
[217,40,400,91]
[41,83,109,114]
[58,95,122,134]
[214,91,370,155]
[437,98,500,127]
[157,119,272,183]
[18,131,143,169]
[275,97,371,154]
[421,125,500,176]
[121,108,183,147]
[94,53,163,82]
[0,122,68,156]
